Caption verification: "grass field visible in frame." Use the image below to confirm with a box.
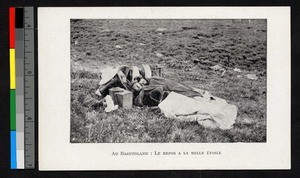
[70,19,267,143]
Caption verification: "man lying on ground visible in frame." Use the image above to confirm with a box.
[94,65,238,129]
[95,65,206,107]
[132,76,206,107]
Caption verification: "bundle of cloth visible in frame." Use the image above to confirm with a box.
[95,65,237,129]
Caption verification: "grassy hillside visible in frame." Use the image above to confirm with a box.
[70,19,267,143]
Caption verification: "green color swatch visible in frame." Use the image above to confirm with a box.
[10,89,16,130]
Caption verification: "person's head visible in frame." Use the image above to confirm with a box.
[139,78,147,85]
[132,81,143,91]
[134,76,148,86]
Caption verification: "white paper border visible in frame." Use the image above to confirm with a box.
[38,7,291,170]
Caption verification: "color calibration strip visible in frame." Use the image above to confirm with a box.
[9,7,35,169]
[9,7,17,169]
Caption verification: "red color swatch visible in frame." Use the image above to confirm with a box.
[9,7,15,48]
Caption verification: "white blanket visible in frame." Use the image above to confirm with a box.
[158,92,237,129]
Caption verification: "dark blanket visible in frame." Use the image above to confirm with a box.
[136,77,203,106]
[144,77,202,98]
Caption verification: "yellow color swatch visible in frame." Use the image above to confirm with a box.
[10,49,16,89]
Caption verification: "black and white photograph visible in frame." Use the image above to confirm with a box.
[70,19,267,143]
[38,7,290,170]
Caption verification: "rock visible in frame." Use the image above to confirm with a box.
[155,52,164,58]
[210,64,223,71]
[210,64,226,75]
[246,74,258,80]
[115,45,122,49]
[233,68,242,72]
[139,43,146,46]
[156,28,167,32]
[237,75,242,78]
[74,40,79,45]
[157,33,163,35]
[242,117,253,124]
[193,58,201,64]
[102,29,111,32]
